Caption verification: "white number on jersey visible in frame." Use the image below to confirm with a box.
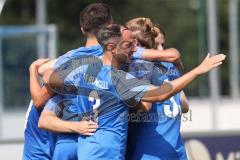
[88,90,100,121]
[162,79,180,118]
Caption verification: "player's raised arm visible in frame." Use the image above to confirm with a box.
[38,59,57,76]
[141,54,226,102]
[29,59,54,108]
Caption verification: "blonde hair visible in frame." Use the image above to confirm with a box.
[125,17,158,49]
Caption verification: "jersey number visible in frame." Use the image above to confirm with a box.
[163,79,180,118]
[163,96,180,118]
[88,91,100,121]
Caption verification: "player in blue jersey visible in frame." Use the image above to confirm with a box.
[25,58,99,160]
[153,24,189,113]
[46,24,225,160]
[40,3,113,160]
[42,47,103,160]
[27,5,182,160]
[125,18,188,160]
[31,3,112,160]
[126,18,190,160]
[23,3,111,160]
[23,101,56,160]
[33,5,187,160]
[23,59,56,160]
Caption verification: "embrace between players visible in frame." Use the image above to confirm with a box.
[23,3,226,160]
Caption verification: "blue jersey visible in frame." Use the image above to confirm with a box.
[54,45,103,121]
[46,45,103,159]
[129,47,154,82]
[127,47,154,159]
[43,95,79,160]
[55,60,150,160]
[23,101,56,160]
[130,61,187,160]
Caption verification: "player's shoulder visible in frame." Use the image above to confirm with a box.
[132,47,145,60]
[160,62,174,68]
[57,46,84,60]
[45,95,63,107]
[74,45,103,57]
[110,68,136,80]
[53,48,78,68]
[54,45,102,67]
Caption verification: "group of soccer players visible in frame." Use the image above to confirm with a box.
[23,3,226,160]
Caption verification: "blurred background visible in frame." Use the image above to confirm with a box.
[0,0,239,159]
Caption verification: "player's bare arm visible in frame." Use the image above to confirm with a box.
[29,59,54,108]
[180,91,189,113]
[38,110,98,136]
[141,48,180,62]
[38,59,57,76]
[137,101,152,112]
[141,54,226,102]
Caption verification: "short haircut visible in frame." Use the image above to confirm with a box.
[97,24,122,51]
[80,3,112,35]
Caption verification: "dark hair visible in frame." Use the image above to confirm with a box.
[97,24,122,51]
[154,24,184,73]
[154,24,165,37]
[153,24,165,49]
[80,3,112,35]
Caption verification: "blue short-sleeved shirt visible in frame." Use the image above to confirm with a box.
[52,58,151,160]
[23,101,56,160]
[129,60,187,160]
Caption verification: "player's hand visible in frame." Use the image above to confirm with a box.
[30,58,49,71]
[38,59,56,75]
[73,120,98,136]
[196,53,226,75]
